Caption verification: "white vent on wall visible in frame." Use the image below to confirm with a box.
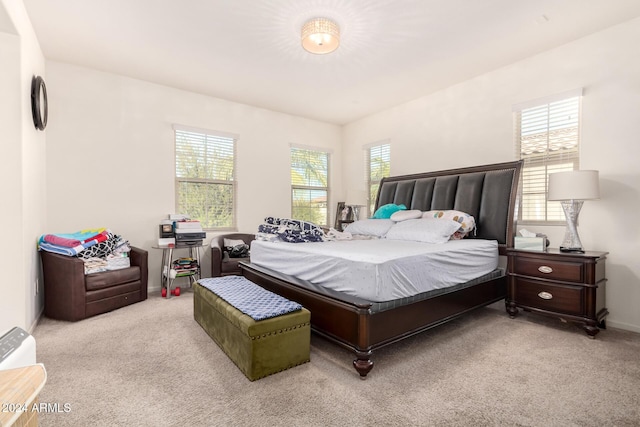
[0,327,37,370]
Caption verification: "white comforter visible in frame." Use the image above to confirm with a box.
[250,238,499,302]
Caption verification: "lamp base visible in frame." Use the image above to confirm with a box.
[559,246,585,253]
[559,200,585,253]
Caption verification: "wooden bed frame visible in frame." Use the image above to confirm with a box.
[241,160,523,378]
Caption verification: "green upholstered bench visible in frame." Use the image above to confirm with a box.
[194,279,310,381]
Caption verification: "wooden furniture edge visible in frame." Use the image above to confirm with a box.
[0,364,47,426]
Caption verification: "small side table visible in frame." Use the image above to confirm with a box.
[506,248,608,338]
[153,243,204,298]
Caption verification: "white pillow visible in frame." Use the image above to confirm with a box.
[385,218,461,244]
[223,238,246,247]
[344,219,394,237]
[390,209,423,222]
[422,210,476,235]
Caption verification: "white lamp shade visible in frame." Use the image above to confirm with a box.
[548,170,600,201]
[345,189,367,206]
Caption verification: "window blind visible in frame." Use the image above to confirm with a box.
[366,142,391,216]
[290,146,329,226]
[174,127,236,229]
[514,95,581,222]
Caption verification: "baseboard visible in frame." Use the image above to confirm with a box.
[606,319,640,334]
[28,307,45,334]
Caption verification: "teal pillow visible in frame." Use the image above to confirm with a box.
[372,203,407,219]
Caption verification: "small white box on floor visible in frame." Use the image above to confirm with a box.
[514,236,545,251]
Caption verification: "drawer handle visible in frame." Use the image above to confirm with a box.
[538,291,553,300]
[538,265,553,274]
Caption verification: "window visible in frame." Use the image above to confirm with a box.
[513,90,581,223]
[290,146,329,226]
[174,125,237,230]
[365,142,391,216]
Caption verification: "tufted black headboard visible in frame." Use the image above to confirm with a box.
[375,160,523,251]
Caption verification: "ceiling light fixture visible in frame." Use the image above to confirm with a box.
[301,17,340,54]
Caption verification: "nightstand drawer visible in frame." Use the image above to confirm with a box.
[513,278,584,316]
[513,258,583,282]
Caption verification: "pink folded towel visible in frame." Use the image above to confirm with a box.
[44,231,108,248]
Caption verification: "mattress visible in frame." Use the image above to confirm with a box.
[250,239,499,302]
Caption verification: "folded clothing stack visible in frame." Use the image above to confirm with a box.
[38,228,133,274]
[172,257,198,275]
[38,228,110,256]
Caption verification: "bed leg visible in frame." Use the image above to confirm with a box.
[353,350,374,379]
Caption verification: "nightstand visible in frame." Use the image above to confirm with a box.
[506,248,608,338]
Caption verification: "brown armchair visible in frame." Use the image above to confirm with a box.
[40,247,148,321]
[210,233,255,277]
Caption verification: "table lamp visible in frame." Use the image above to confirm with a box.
[547,170,600,253]
[345,190,367,221]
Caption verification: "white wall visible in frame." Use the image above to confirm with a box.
[343,18,640,332]
[5,3,638,335]
[18,2,47,332]
[44,62,342,289]
[0,0,46,335]
[0,31,24,335]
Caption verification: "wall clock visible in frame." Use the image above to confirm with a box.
[31,75,48,131]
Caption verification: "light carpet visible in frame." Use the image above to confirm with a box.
[33,290,640,426]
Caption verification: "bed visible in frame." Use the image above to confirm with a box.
[240,160,522,378]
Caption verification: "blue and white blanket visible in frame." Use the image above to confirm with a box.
[198,276,302,321]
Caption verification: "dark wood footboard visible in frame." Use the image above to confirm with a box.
[241,262,507,378]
